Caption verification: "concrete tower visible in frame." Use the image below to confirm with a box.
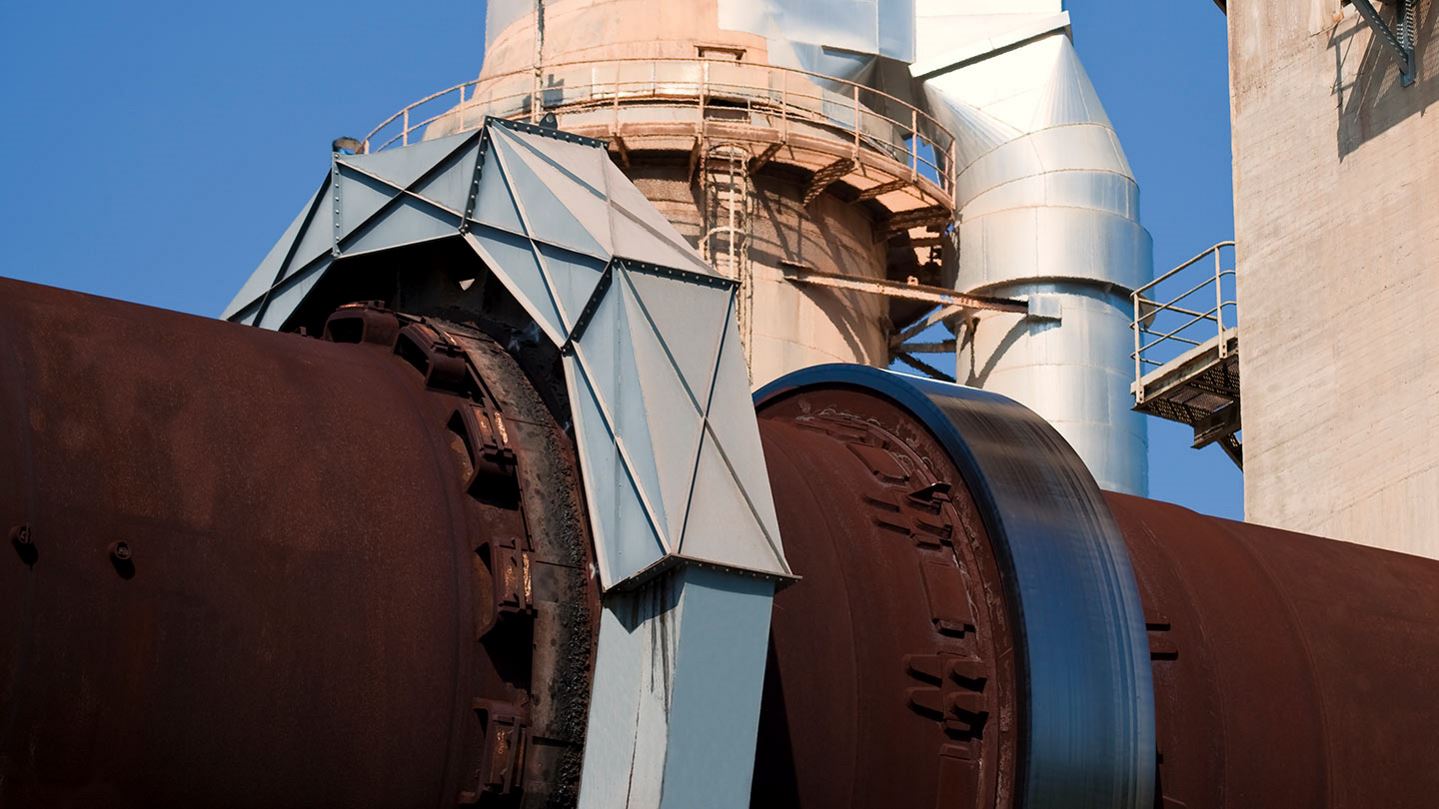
[368,0,1151,494]
[1224,0,1438,555]
[427,0,949,389]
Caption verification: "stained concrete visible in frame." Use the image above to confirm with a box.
[1228,0,1439,556]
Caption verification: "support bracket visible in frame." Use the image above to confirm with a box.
[893,351,956,382]
[1351,0,1419,87]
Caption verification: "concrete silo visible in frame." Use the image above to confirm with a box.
[362,0,1150,491]
[421,0,954,388]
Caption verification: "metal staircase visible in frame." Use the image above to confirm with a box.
[1130,241,1242,468]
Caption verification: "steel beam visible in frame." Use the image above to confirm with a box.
[1351,0,1418,86]
[892,351,956,382]
[780,262,1027,313]
[895,340,957,354]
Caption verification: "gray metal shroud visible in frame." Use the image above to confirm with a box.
[225,117,791,590]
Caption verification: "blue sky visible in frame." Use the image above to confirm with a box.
[0,1,1242,518]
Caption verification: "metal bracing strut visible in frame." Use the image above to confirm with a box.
[1351,0,1419,87]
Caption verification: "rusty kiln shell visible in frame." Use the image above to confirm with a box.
[5,279,1439,807]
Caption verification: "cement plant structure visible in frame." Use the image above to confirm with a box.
[339,0,1154,496]
[1131,0,1437,561]
[1227,0,1437,557]
[10,2,1439,807]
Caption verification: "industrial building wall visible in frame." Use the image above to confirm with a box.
[1229,0,1439,556]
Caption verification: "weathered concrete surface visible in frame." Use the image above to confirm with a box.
[461,0,900,388]
[627,163,890,387]
[1229,0,1439,556]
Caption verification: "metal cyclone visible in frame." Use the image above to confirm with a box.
[753,364,1155,809]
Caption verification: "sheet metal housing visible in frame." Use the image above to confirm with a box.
[916,2,1151,495]
[225,119,789,589]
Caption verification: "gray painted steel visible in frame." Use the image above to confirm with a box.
[756,364,1157,809]
[228,117,792,809]
[579,566,775,808]
[717,0,915,76]
[226,118,791,589]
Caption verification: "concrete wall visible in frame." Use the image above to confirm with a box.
[627,162,890,387]
[1229,0,1439,556]
[465,0,895,389]
[483,0,771,73]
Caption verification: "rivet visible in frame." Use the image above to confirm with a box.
[11,524,36,566]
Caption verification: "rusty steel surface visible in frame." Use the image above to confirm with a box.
[753,365,1154,809]
[0,279,597,808]
[751,365,1439,809]
[752,389,1019,809]
[1108,493,1439,809]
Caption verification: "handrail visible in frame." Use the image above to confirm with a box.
[359,57,958,199]
[1131,242,1239,388]
[1135,240,1237,297]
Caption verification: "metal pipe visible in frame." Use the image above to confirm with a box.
[922,20,1152,495]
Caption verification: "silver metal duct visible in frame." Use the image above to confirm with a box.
[916,1,1151,495]
[717,0,915,79]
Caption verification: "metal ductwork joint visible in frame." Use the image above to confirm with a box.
[915,1,1152,495]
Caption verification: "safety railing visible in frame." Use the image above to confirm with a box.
[1131,241,1238,386]
[360,57,957,200]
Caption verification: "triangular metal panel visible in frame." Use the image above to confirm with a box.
[601,161,714,276]
[492,130,609,259]
[497,129,616,257]
[337,168,399,242]
[572,285,670,548]
[257,258,329,330]
[498,126,611,199]
[284,179,340,284]
[676,428,787,574]
[224,183,323,318]
[679,326,787,573]
[341,196,460,257]
[621,266,732,409]
[464,227,566,345]
[411,134,481,214]
[565,354,667,587]
[608,210,714,276]
[470,147,528,236]
[536,242,608,334]
[339,132,471,194]
[619,277,707,544]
